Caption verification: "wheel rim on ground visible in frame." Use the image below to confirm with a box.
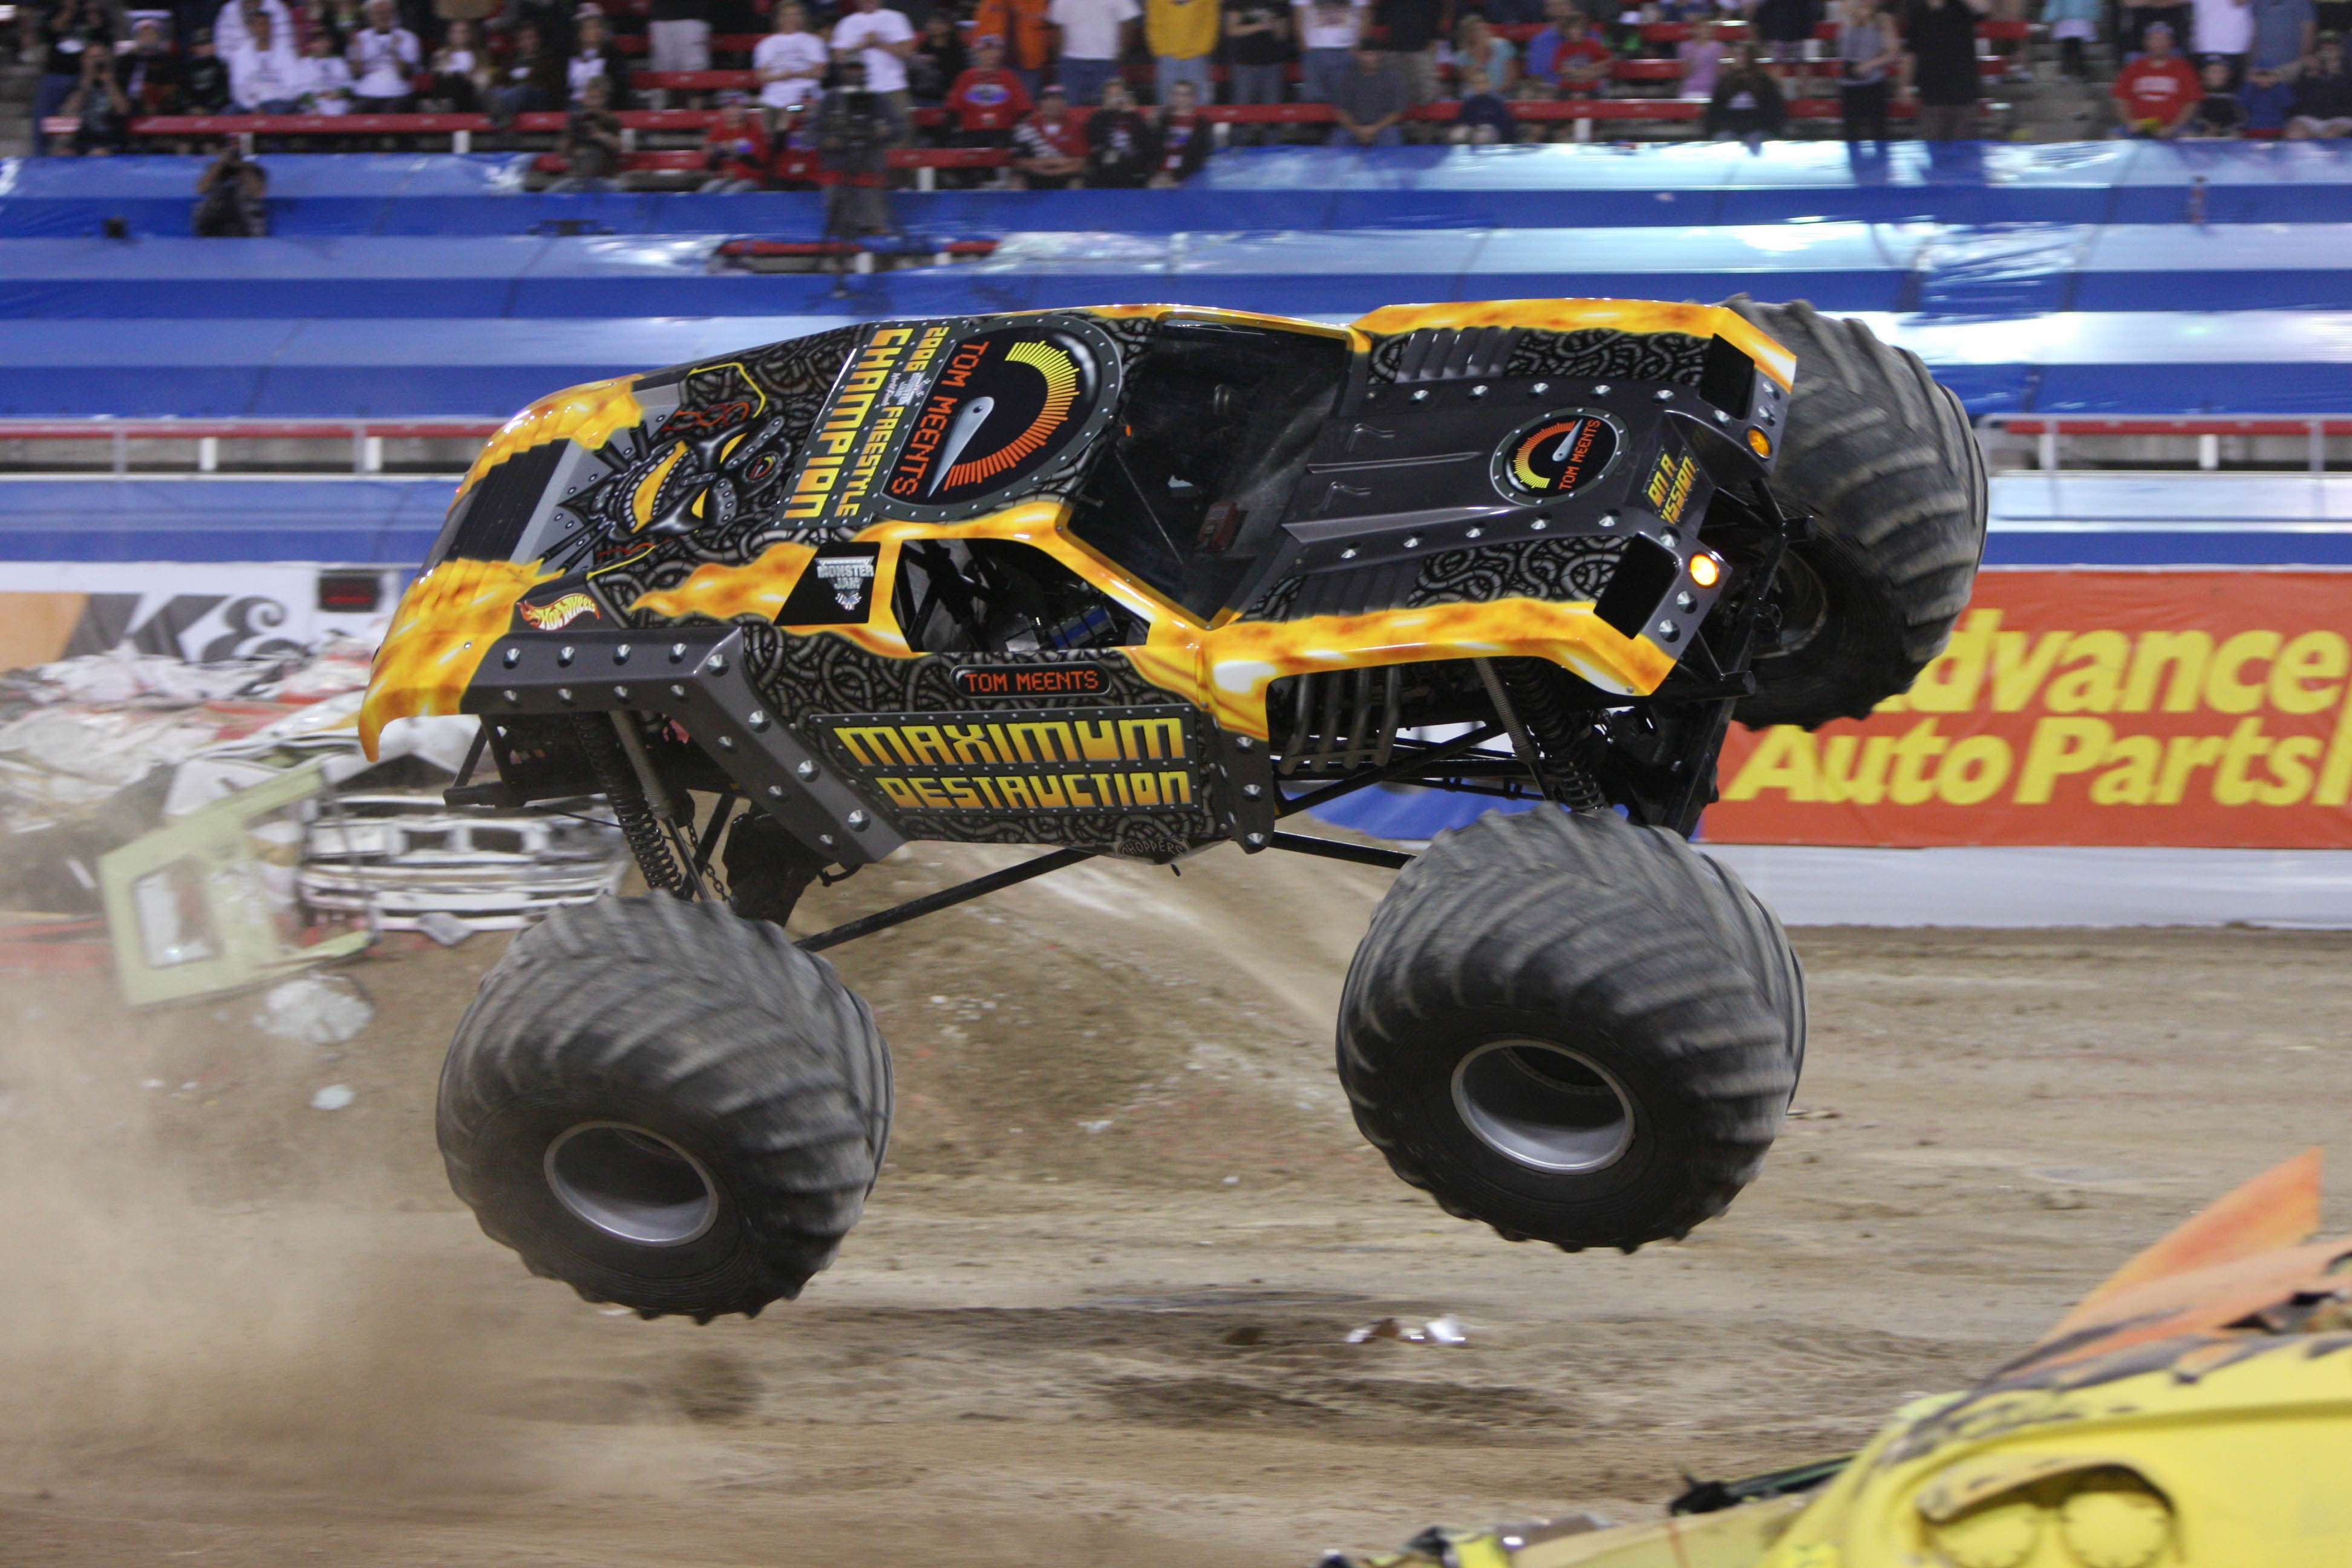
[543,1122,719,1246]
[1449,1039,1635,1174]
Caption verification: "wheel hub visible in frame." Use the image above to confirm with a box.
[1450,1039,1634,1174]
[544,1122,717,1246]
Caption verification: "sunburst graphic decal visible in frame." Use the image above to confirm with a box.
[1497,411,1620,500]
[942,341,1080,491]
[1511,422,1581,491]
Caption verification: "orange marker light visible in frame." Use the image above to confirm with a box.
[1745,428,1771,458]
[1688,554,1723,589]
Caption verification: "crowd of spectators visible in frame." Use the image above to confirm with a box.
[2106,2,2352,136]
[20,0,2352,170]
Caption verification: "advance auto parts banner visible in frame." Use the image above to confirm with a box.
[1708,572,2352,849]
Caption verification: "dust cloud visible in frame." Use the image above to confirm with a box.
[0,843,2347,1566]
[0,991,519,1495]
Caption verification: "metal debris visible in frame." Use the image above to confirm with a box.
[299,794,626,932]
[1345,1315,1468,1346]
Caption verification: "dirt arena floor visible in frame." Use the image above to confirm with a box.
[4,840,2350,1567]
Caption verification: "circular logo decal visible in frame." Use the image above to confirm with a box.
[887,327,1100,507]
[1494,411,1622,502]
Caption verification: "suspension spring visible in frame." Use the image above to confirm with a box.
[573,715,691,897]
[1496,659,1607,811]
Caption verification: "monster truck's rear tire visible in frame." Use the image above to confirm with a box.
[1724,296,1988,729]
[1336,808,1803,1252]
[437,895,890,1321]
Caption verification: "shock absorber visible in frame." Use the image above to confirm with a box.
[573,715,691,897]
[1496,659,1607,812]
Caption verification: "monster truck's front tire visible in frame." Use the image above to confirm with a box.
[1724,296,1988,729]
[437,896,890,1321]
[1336,808,1802,1252]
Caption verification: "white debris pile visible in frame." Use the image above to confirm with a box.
[0,638,378,828]
[0,638,629,972]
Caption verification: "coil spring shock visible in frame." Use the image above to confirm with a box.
[1496,659,1607,811]
[573,715,691,897]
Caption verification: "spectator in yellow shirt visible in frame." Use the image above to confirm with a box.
[1149,0,1221,103]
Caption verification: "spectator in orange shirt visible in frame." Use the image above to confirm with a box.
[2113,19,2203,131]
[975,0,1054,96]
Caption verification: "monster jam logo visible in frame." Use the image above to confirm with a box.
[816,706,1197,814]
[777,544,882,625]
[888,328,1098,506]
[518,592,599,631]
[1496,411,1621,501]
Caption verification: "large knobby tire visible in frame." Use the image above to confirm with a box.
[438,895,890,1321]
[1725,296,1988,729]
[1336,808,1803,1252]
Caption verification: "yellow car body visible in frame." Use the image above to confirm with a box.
[1347,1150,2352,1568]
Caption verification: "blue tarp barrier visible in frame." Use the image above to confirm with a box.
[5,309,2339,419]
[0,226,1924,318]
[0,222,2347,324]
[0,477,449,561]
[1303,785,1534,840]
[5,142,2351,238]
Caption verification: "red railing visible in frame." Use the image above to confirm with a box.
[1978,414,2352,475]
[0,417,501,475]
[125,91,1908,162]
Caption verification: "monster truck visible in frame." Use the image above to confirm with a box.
[359,298,1984,1321]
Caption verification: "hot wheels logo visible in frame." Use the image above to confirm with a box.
[518,592,600,631]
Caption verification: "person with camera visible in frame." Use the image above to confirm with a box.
[194,142,270,234]
[34,0,116,155]
[701,90,771,188]
[550,70,626,187]
[58,45,132,155]
[816,54,909,234]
